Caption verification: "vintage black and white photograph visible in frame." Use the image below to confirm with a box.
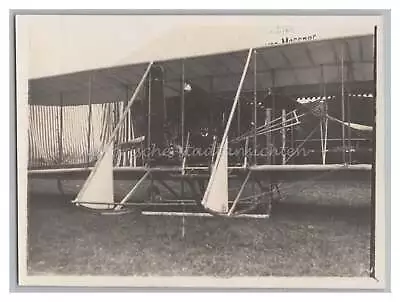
[15,13,388,289]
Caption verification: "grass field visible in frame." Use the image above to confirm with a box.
[27,178,372,277]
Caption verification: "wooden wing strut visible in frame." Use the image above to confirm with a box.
[202,49,253,213]
[72,62,153,209]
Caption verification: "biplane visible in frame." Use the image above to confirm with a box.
[27,24,376,218]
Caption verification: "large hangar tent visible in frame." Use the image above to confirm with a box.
[23,16,378,171]
[21,15,379,216]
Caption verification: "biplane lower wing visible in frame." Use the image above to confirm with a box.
[28,164,372,178]
[28,163,372,217]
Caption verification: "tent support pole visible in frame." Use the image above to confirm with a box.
[265,107,273,211]
[282,109,286,164]
[87,74,93,166]
[147,66,152,153]
[180,59,186,237]
[181,59,185,169]
[237,93,241,135]
[253,49,257,165]
[252,50,257,201]
[265,108,272,165]
[346,88,352,164]
[271,70,276,164]
[340,44,346,164]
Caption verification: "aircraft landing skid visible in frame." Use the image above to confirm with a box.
[72,171,278,219]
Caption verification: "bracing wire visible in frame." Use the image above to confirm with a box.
[230,111,306,143]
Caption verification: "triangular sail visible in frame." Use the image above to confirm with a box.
[73,143,114,209]
[201,49,253,214]
[201,138,229,213]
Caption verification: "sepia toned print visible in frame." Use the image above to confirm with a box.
[16,14,388,289]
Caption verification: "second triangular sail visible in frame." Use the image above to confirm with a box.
[201,138,229,213]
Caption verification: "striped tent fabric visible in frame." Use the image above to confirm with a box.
[29,105,60,167]
[28,102,141,169]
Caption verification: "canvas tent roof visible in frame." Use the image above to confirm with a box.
[29,33,374,106]
[23,15,379,78]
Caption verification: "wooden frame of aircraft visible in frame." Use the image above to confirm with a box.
[27,28,376,218]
